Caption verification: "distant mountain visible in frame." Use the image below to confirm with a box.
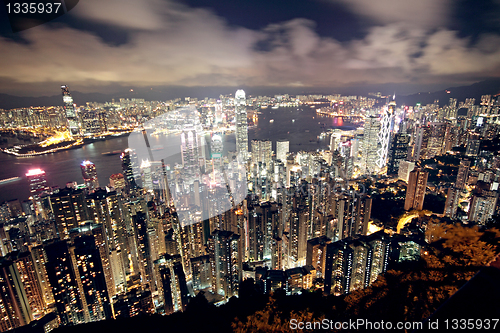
[1,79,500,109]
[398,79,500,107]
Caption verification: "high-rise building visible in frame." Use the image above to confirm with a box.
[387,133,410,175]
[26,168,48,198]
[362,116,380,174]
[61,85,79,136]
[466,133,481,157]
[72,235,113,322]
[50,187,89,239]
[81,160,99,192]
[404,168,428,211]
[190,255,211,291]
[468,190,498,225]
[180,125,201,182]
[276,140,289,162]
[251,139,272,167]
[208,230,242,300]
[44,240,86,325]
[109,173,126,192]
[376,102,395,171]
[455,159,471,190]
[235,89,249,161]
[154,254,189,315]
[0,258,32,331]
[11,252,46,319]
[121,149,138,190]
[398,161,415,182]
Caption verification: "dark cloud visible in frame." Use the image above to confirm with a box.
[0,0,499,96]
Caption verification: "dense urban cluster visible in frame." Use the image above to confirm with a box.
[0,86,499,332]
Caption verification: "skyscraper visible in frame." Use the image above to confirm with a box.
[404,168,428,211]
[208,230,242,300]
[251,139,272,167]
[376,102,395,171]
[61,85,79,136]
[26,168,48,198]
[276,140,290,162]
[235,89,249,161]
[81,160,99,192]
[362,116,380,174]
[0,258,32,331]
[180,125,201,182]
[50,187,89,239]
[44,240,86,325]
[121,148,138,190]
[387,133,410,175]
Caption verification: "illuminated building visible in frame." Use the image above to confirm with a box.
[30,246,55,309]
[140,159,153,191]
[61,85,80,136]
[49,187,89,239]
[387,133,410,175]
[404,168,428,211]
[154,254,189,315]
[276,140,289,162]
[362,116,380,174]
[333,193,372,241]
[180,125,201,182]
[469,190,498,225]
[121,149,138,190]
[12,252,46,319]
[251,139,272,167]
[208,230,242,300]
[26,169,48,198]
[44,240,86,325]
[376,102,395,171]
[306,236,331,278]
[455,159,471,190]
[398,161,415,182]
[235,89,249,161]
[109,173,126,192]
[0,258,32,331]
[81,160,99,192]
[190,255,211,291]
[72,235,112,322]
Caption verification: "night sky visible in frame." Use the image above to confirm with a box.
[0,0,500,96]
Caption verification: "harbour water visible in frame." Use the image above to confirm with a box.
[0,105,358,203]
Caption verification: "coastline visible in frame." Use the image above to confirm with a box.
[0,131,132,157]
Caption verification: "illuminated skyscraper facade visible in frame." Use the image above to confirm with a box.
[376,102,395,171]
[404,168,428,211]
[81,160,99,192]
[276,140,289,162]
[121,149,138,190]
[235,89,249,161]
[26,169,48,198]
[61,85,79,136]
[362,116,380,174]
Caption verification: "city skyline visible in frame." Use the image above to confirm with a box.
[1,1,500,331]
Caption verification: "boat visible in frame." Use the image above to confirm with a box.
[102,150,122,155]
[269,119,274,123]
[271,105,279,109]
[292,119,295,123]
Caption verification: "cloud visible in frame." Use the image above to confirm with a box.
[0,0,499,95]
[326,0,452,28]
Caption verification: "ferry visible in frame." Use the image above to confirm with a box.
[0,177,21,185]
[102,150,122,156]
